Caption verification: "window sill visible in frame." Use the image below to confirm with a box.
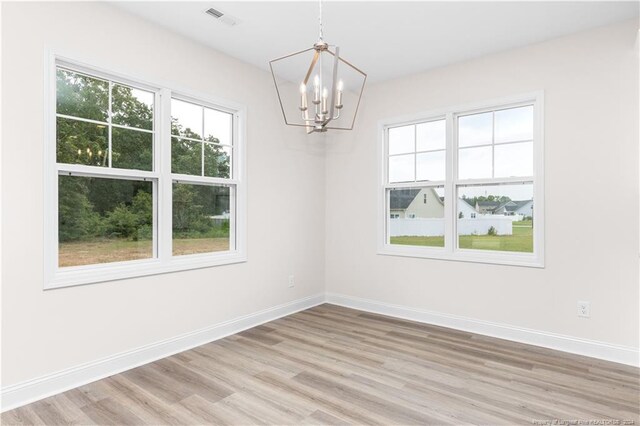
[378,245,544,268]
[45,252,247,290]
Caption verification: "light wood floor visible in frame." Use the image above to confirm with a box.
[3,304,639,425]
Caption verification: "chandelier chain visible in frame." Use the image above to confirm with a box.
[318,0,324,41]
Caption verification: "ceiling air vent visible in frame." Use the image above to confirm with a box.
[205,8,224,19]
[204,7,240,26]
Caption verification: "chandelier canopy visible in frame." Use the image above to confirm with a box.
[269,1,367,133]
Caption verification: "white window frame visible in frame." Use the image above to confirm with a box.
[377,92,544,268]
[44,53,247,289]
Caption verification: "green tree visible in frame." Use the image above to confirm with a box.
[58,177,103,242]
[131,191,152,226]
[105,205,139,238]
[172,184,202,234]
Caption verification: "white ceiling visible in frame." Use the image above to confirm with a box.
[113,1,639,83]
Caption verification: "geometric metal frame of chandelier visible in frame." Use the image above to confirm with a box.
[268,0,367,134]
[269,42,367,133]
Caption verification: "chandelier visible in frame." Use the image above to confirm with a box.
[269,0,367,133]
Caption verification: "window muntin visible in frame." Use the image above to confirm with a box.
[457,105,534,180]
[381,95,542,267]
[171,98,233,179]
[48,58,246,288]
[56,67,155,172]
[388,118,446,183]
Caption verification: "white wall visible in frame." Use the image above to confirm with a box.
[1,2,325,387]
[325,20,639,349]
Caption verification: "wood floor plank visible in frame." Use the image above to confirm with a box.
[3,304,638,425]
[79,397,146,425]
[100,375,198,425]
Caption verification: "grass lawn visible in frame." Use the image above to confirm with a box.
[59,237,229,267]
[173,237,229,256]
[390,223,533,253]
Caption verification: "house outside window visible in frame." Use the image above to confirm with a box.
[379,93,544,267]
[45,56,247,289]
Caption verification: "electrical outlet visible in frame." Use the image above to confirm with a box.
[577,301,590,318]
[288,275,295,288]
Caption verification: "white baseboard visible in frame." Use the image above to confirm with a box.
[1,293,325,413]
[325,292,639,368]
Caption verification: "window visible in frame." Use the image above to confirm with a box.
[379,93,543,267]
[45,57,246,289]
[170,97,236,257]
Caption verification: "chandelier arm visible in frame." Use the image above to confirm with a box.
[328,45,339,122]
[303,51,320,86]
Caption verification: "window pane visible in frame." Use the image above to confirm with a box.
[389,154,415,183]
[457,183,533,253]
[112,84,154,131]
[171,99,202,139]
[56,117,108,167]
[173,183,231,256]
[388,125,414,155]
[204,108,232,145]
[204,144,232,178]
[494,142,533,178]
[416,151,445,181]
[416,120,445,151]
[58,176,153,267]
[112,127,153,171]
[389,187,445,248]
[495,106,533,143]
[172,137,202,175]
[458,146,492,179]
[458,112,492,147]
[56,68,108,122]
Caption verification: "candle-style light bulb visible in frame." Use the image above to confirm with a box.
[336,79,344,109]
[321,87,328,114]
[313,75,320,104]
[299,83,308,111]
